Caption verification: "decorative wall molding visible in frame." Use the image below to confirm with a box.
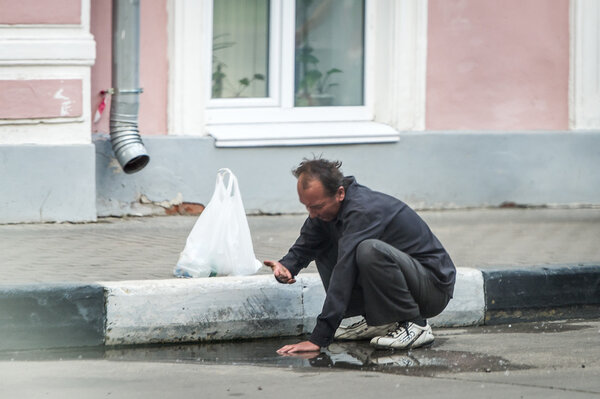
[0,0,93,145]
[0,1,93,66]
[570,0,600,129]
[0,37,95,66]
[374,0,427,131]
[167,0,206,135]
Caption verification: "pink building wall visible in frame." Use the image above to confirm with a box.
[0,80,82,119]
[88,1,570,135]
[90,0,112,133]
[0,0,83,121]
[0,0,81,24]
[426,0,569,131]
[90,0,168,136]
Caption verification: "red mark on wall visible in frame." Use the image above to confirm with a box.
[0,79,83,119]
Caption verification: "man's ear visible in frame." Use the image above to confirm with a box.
[337,186,345,201]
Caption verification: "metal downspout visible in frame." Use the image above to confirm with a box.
[110,0,150,174]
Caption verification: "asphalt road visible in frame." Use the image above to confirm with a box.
[1,319,598,398]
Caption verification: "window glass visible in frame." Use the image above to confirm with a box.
[212,0,270,99]
[294,0,365,107]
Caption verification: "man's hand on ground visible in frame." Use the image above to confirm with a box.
[276,340,320,355]
[264,260,296,284]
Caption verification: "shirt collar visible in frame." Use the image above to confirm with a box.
[331,176,356,223]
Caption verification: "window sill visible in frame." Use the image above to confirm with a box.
[206,121,399,147]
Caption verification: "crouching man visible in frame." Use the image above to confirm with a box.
[265,158,456,354]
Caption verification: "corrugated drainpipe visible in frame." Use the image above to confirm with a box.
[110,0,150,174]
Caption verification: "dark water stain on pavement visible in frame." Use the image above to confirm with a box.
[12,319,586,376]
[292,341,530,377]
[0,337,529,377]
[110,338,530,377]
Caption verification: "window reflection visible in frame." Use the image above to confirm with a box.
[295,0,365,107]
[212,0,269,99]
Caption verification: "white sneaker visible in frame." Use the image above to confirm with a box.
[334,317,396,341]
[370,321,435,349]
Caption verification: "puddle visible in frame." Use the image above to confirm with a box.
[469,320,592,335]
[0,337,528,377]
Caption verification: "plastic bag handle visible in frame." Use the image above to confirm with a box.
[217,168,236,197]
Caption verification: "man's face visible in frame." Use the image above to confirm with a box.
[297,175,345,222]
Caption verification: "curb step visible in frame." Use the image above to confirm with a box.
[0,265,598,350]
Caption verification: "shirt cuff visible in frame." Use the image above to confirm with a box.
[279,257,301,277]
[308,319,336,348]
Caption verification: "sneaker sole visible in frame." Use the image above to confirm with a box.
[371,338,434,350]
[371,329,435,350]
[335,323,396,341]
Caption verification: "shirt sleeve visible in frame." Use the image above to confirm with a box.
[308,204,388,348]
[279,217,327,277]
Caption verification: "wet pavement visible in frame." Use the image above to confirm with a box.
[1,209,599,397]
[1,319,598,397]
[0,335,528,377]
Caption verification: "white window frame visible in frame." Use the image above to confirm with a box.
[205,0,374,125]
[570,0,600,130]
[206,0,281,109]
[168,0,427,146]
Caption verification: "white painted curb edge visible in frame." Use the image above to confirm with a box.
[99,267,484,346]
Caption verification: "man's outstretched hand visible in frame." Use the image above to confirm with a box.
[264,260,296,284]
[277,340,320,355]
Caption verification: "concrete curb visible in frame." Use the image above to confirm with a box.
[483,264,600,324]
[0,283,105,351]
[0,265,598,350]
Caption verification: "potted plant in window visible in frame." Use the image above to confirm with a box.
[212,34,265,98]
[295,45,342,106]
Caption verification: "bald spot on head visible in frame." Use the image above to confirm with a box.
[297,172,316,190]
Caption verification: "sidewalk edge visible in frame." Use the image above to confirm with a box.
[1,264,598,350]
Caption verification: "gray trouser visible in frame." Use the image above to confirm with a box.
[315,239,451,327]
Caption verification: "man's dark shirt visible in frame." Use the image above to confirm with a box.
[279,177,456,348]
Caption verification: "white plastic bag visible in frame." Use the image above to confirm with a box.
[174,168,262,277]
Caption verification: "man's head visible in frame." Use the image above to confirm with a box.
[293,158,345,221]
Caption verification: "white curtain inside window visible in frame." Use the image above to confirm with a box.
[212,0,269,99]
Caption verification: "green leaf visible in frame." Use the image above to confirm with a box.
[326,68,342,75]
[212,41,236,51]
[238,78,250,86]
[300,45,314,54]
[305,70,322,79]
[213,33,231,40]
[302,70,322,89]
[299,54,319,64]
[253,74,265,80]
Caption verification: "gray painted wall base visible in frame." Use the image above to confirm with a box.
[1,131,598,223]
[0,144,96,223]
[94,131,600,217]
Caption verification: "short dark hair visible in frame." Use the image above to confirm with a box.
[293,157,344,197]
